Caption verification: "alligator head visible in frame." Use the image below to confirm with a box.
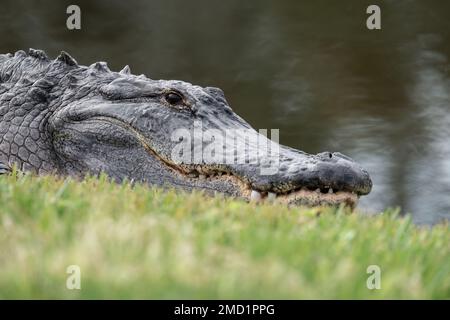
[1,49,372,207]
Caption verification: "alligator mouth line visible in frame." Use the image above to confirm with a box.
[164,168,359,208]
[178,170,359,208]
[88,116,359,208]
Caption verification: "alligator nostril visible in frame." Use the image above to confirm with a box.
[329,153,333,159]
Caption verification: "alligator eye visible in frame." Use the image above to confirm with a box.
[165,91,184,105]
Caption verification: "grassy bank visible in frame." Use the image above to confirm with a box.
[0,173,448,299]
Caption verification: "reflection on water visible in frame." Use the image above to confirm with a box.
[0,0,449,224]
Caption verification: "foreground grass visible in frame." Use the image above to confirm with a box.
[0,173,448,299]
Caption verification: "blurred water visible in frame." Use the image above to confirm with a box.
[0,0,449,224]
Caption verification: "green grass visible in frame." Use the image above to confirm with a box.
[0,172,448,299]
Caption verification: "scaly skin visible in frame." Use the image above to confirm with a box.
[0,49,372,206]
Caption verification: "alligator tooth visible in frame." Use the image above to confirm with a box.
[188,173,198,178]
[198,167,206,174]
[315,188,321,193]
[250,190,262,202]
[199,174,206,180]
[214,191,224,198]
[328,188,334,194]
[267,192,277,202]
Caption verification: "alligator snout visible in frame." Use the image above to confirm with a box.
[275,151,372,194]
[228,146,372,207]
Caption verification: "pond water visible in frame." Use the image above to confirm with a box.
[1,0,449,224]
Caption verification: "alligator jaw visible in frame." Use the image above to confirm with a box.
[173,169,360,208]
[247,188,358,208]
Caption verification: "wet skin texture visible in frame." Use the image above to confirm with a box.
[0,49,372,206]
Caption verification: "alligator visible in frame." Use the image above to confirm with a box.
[0,49,372,207]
